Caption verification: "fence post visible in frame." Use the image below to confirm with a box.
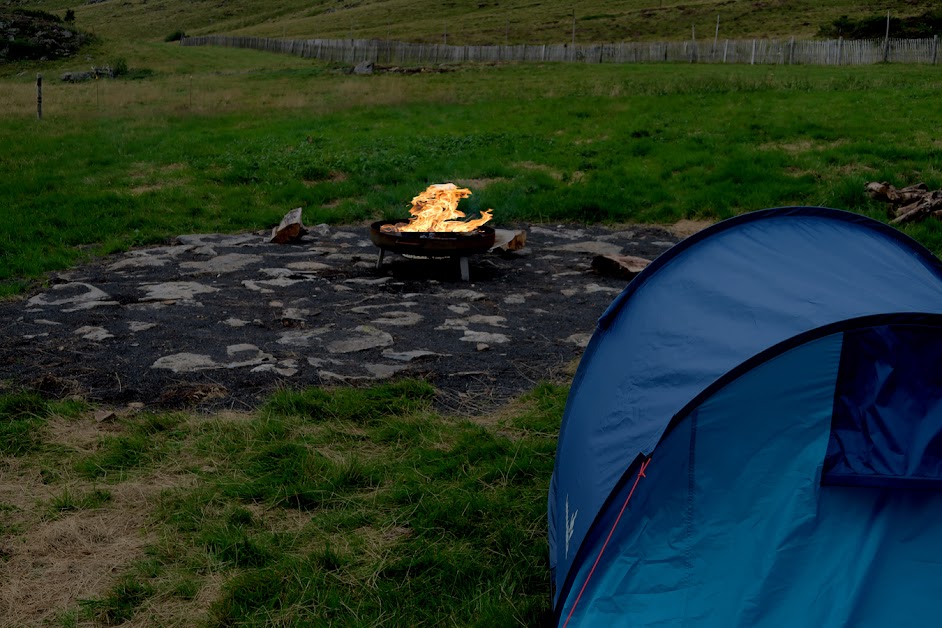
[723,39,728,63]
[751,39,756,64]
[883,10,891,62]
[36,73,42,120]
[933,35,939,65]
[712,14,720,61]
[838,36,843,65]
[789,37,794,64]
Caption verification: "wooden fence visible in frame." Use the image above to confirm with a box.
[182,34,941,66]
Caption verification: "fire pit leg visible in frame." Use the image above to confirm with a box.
[459,256,470,282]
[376,248,386,270]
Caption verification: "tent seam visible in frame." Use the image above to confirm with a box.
[681,410,697,627]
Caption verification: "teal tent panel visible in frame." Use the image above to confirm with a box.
[565,333,844,625]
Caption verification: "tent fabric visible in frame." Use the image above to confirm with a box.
[561,331,942,627]
[548,207,942,613]
[824,322,942,488]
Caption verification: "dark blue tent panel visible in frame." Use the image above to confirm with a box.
[824,323,942,488]
[549,208,942,624]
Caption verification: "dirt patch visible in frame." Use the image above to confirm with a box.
[0,500,152,624]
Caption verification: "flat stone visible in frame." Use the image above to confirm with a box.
[381,349,447,362]
[307,357,346,367]
[318,370,373,383]
[350,302,418,314]
[141,281,218,302]
[598,231,636,241]
[180,253,263,274]
[152,353,218,372]
[437,315,506,330]
[440,289,486,301]
[476,343,490,351]
[363,363,409,379]
[327,325,394,354]
[531,226,585,240]
[460,330,510,344]
[447,304,471,314]
[277,328,332,346]
[550,241,623,255]
[280,307,311,321]
[222,318,250,327]
[585,283,623,295]
[128,321,156,332]
[74,326,113,341]
[108,255,171,271]
[503,294,529,305]
[34,319,61,326]
[566,333,592,347]
[344,277,391,286]
[333,284,354,292]
[225,344,276,368]
[561,289,579,297]
[652,241,675,247]
[468,315,507,327]
[285,261,331,272]
[371,311,424,326]
[251,359,298,377]
[28,282,117,311]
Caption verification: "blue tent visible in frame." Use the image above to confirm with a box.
[549,207,942,626]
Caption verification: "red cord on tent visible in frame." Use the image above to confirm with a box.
[562,457,652,628]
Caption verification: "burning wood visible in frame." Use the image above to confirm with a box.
[866,182,942,226]
[380,183,493,233]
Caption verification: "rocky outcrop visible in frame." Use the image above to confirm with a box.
[0,10,91,62]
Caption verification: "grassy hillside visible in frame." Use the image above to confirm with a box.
[15,0,941,49]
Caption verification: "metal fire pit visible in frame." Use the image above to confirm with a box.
[369,220,496,282]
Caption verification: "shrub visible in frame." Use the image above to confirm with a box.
[165,29,187,42]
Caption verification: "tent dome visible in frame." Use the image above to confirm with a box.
[549,208,942,625]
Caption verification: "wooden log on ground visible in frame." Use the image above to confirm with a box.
[270,207,307,243]
[591,254,652,280]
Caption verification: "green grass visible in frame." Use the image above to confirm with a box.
[1,61,941,296]
[0,381,566,625]
[13,0,939,48]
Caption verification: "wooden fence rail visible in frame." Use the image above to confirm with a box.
[181,35,941,66]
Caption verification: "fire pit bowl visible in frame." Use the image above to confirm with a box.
[369,220,496,281]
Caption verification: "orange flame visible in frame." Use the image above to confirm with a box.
[384,183,493,233]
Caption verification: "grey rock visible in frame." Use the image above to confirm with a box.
[460,330,510,344]
[277,327,332,346]
[108,255,171,271]
[180,253,263,274]
[152,353,218,372]
[74,326,113,341]
[327,325,394,354]
[566,333,592,347]
[141,281,218,302]
[353,60,374,75]
[381,349,447,362]
[371,311,424,326]
[128,321,156,332]
[28,282,115,310]
[363,363,409,379]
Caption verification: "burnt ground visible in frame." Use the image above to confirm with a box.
[0,223,680,413]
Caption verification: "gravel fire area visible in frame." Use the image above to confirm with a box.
[0,223,681,413]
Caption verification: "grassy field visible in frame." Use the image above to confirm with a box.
[12,0,941,46]
[2,4,942,624]
[1,59,941,296]
[0,381,565,625]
